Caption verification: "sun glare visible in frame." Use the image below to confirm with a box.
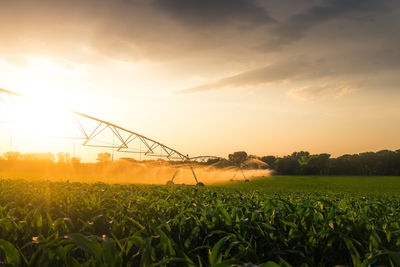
[13,98,72,136]
[5,86,81,153]
[1,56,92,145]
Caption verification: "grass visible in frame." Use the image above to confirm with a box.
[219,175,400,195]
[0,176,400,266]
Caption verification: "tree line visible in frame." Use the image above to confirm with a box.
[1,151,81,164]
[205,150,400,175]
[2,149,400,175]
[259,150,400,175]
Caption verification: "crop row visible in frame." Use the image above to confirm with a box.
[0,179,400,266]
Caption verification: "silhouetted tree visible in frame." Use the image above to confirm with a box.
[228,151,248,166]
[261,156,277,169]
[71,157,81,166]
[300,153,330,175]
[97,152,112,163]
[291,151,310,160]
[57,152,71,163]
[271,149,400,175]
[275,156,300,174]
[3,151,22,161]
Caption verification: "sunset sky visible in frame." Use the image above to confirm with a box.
[0,0,399,161]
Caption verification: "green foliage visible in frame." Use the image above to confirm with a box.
[1,178,400,266]
[269,149,400,175]
[228,151,248,166]
[0,239,20,266]
[222,175,400,195]
[275,156,300,174]
[260,156,276,169]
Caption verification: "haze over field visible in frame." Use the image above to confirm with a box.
[0,0,399,161]
[0,158,271,185]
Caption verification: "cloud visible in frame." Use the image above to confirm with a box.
[154,0,276,27]
[0,0,399,99]
[0,0,398,66]
[267,0,395,48]
[2,55,29,68]
[288,84,356,100]
[176,44,400,97]
[176,59,312,93]
[0,0,276,64]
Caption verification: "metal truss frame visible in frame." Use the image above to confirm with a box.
[0,88,228,185]
[71,111,189,161]
[230,166,249,182]
[0,88,189,161]
[0,88,22,115]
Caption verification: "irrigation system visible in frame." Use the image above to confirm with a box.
[0,88,232,185]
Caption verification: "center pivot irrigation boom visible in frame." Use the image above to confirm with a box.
[71,111,189,161]
[165,156,224,186]
[0,88,22,113]
[0,88,224,186]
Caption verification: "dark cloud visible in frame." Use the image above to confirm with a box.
[268,0,395,48]
[154,0,275,26]
[0,0,398,64]
[176,46,400,95]
[0,0,275,62]
[0,0,399,100]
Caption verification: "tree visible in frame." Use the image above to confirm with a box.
[71,157,81,166]
[300,153,331,175]
[97,152,112,163]
[43,152,55,162]
[275,156,300,174]
[228,151,248,166]
[57,152,71,163]
[3,151,22,161]
[291,151,310,160]
[261,156,276,169]
[20,153,55,162]
[329,154,362,175]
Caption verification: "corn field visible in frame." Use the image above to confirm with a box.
[0,179,400,266]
